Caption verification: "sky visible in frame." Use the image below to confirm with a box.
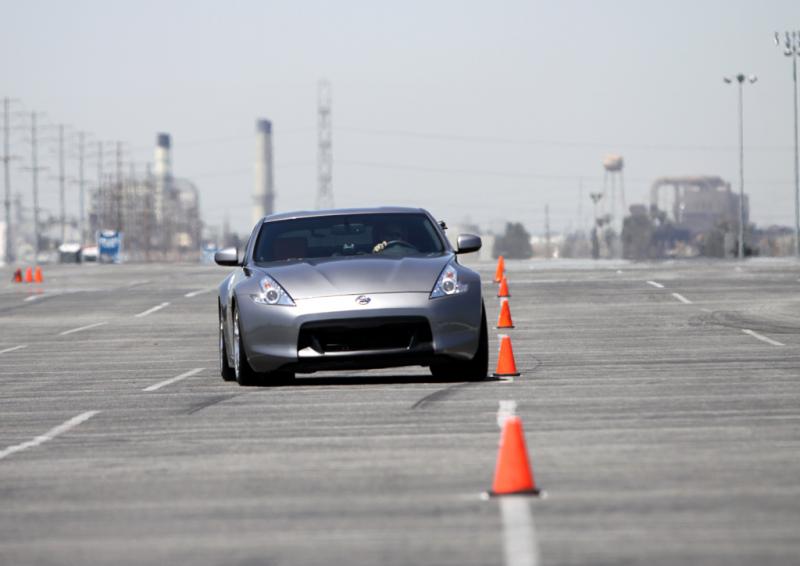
[2,0,800,237]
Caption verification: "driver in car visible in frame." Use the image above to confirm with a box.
[372,221,409,253]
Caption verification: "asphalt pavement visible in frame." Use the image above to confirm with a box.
[1,258,799,565]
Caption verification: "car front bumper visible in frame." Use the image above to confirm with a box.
[236,288,483,373]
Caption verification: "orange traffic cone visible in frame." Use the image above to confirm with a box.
[24,267,33,283]
[493,335,520,377]
[496,298,514,329]
[494,255,505,283]
[12,268,22,283]
[488,416,540,496]
[33,266,43,283]
[497,276,510,298]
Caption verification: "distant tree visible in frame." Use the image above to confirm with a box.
[492,222,533,259]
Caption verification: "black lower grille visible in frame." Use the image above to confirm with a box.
[298,317,432,354]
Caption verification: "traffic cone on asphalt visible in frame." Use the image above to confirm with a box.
[488,416,540,496]
[493,335,520,377]
[24,267,33,283]
[33,266,43,283]
[496,298,514,329]
[12,268,22,283]
[497,276,510,298]
[494,255,506,283]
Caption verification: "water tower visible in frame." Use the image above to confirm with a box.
[602,154,626,232]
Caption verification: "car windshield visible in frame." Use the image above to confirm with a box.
[253,213,446,263]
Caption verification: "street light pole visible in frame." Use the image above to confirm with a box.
[724,73,757,259]
[775,31,800,258]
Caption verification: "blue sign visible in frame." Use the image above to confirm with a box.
[201,244,218,264]
[97,230,123,263]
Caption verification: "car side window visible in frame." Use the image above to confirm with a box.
[243,223,261,264]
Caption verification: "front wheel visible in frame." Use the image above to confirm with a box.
[232,306,296,386]
[233,306,259,386]
[219,307,236,381]
[430,304,488,381]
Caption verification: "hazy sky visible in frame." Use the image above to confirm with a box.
[3,0,800,236]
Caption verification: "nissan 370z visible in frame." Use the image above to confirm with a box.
[216,207,487,385]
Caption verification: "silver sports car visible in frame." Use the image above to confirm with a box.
[215,207,487,385]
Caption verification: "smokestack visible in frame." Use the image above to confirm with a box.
[154,133,172,223]
[253,119,274,224]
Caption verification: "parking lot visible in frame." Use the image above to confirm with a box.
[1,259,799,565]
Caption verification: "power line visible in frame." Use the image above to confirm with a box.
[336,125,793,153]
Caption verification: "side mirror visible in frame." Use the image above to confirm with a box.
[456,234,482,254]
[214,247,240,266]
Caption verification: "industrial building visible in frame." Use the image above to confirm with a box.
[88,133,202,261]
[621,175,750,259]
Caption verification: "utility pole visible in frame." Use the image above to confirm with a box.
[115,141,123,232]
[57,124,66,244]
[77,132,87,245]
[775,31,800,257]
[29,112,44,257]
[2,98,13,263]
[544,203,551,259]
[724,73,757,259]
[96,141,104,231]
[316,79,334,209]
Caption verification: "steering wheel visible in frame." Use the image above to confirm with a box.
[385,240,416,249]
[374,240,419,253]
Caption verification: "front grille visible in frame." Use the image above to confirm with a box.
[298,317,432,354]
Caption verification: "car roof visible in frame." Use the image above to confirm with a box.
[260,207,431,223]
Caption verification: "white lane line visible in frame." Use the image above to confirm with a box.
[185,288,214,298]
[495,400,541,566]
[0,344,28,355]
[501,497,541,566]
[671,292,692,304]
[646,280,664,289]
[0,411,99,461]
[58,321,108,336]
[143,367,204,392]
[24,294,46,302]
[742,329,785,347]
[126,279,151,288]
[134,302,170,318]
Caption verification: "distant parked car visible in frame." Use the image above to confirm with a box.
[58,243,82,263]
[216,207,487,386]
[81,246,98,263]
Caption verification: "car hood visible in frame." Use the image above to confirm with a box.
[255,255,452,299]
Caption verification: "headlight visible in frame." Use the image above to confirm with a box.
[252,275,295,306]
[430,262,469,299]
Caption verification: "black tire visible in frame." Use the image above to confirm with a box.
[219,306,236,381]
[233,306,259,386]
[430,304,488,381]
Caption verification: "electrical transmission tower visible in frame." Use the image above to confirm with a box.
[316,79,334,209]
